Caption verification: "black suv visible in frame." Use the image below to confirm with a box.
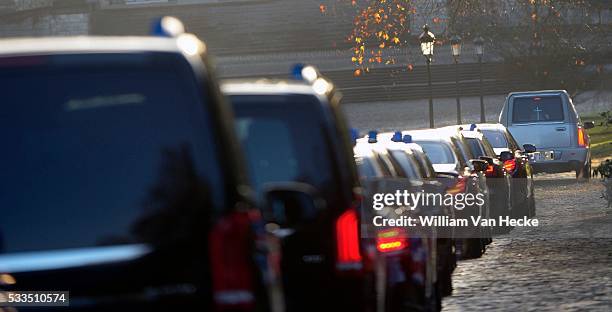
[223,66,372,311]
[0,18,269,311]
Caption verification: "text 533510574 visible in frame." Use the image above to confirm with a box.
[0,291,69,307]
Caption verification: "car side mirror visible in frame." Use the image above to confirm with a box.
[522,144,537,153]
[583,121,595,129]
[470,159,488,172]
[263,182,325,230]
[499,151,514,161]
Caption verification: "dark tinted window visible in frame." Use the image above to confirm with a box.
[413,151,435,179]
[450,137,473,166]
[232,95,338,200]
[356,156,379,178]
[0,54,222,253]
[482,130,508,148]
[390,150,420,180]
[512,96,564,123]
[416,142,456,164]
[465,138,485,157]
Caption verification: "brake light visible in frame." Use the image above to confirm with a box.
[376,228,408,253]
[485,164,495,177]
[377,241,405,252]
[209,211,256,310]
[336,209,362,270]
[447,175,467,194]
[577,126,588,147]
[503,159,517,173]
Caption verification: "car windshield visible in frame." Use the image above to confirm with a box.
[512,96,564,123]
[0,54,222,253]
[482,130,509,148]
[415,141,455,164]
[232,94,338,201]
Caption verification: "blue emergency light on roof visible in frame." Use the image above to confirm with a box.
[391,131,402,142]
[470,124,477,131]
[292,64,305,80]
[402,134,412,143]
[152,16,185,37]
[368,130,378,143]
[291,64,319,83]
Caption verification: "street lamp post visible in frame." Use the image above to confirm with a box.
[474,36,485,123]
[419,25,435,128]
[450,35,462,125]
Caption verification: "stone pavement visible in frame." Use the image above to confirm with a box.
[443,173,612,311]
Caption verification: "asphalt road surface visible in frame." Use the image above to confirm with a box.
[443,173,612,311]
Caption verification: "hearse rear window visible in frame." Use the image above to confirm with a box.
[512,96,564,123]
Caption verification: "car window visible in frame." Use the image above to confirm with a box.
[232,94,338,200]
[512,96,564,123]
[465,138,485,157]
[376,151,398,177]
[480,137,497,156]
[356,155,379,179]
[450,137,473,166]
[482,130,508,148]
[236,118,299,187]
[410,152,431,179]
[0,55,222,253]
[390,150,420,180]
[415,141,456,164]
[415,152,436,179]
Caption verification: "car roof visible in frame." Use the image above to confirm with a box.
[0,37,189,57]
[221,80,324,97]
[373,132,431,156]
[353,140,377,158]
[459,130,484,139]
[507,90,567,97]
[470,123,507,131]
[402,128,456,142]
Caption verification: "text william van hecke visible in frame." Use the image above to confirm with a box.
[372,215,539,227]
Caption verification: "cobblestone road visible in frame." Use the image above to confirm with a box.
[443,173,612,311]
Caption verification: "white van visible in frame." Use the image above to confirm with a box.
[498,90,595,179]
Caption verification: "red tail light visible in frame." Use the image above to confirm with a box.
[577,126,588,147]
[503,159,517,173]
[485,164,495,177]
[447,175,467,194]
[376,228,408,253]
[210,211,256,310]
[336,209,362,270]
